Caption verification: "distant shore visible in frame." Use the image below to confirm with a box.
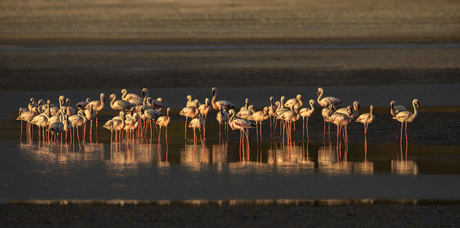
[1,0,459,43]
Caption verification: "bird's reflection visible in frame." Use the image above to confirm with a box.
[353,161,374,175]
[181,141,210,164]
[391,158,418,175]
[267,141,312,165]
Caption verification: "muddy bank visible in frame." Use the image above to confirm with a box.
[1,0,459,43]
[1,45,459,91]
[2,204,460,227]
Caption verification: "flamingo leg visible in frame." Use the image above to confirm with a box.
[400,121,404,145]
[184,117,188,141]
[306,118,309,141]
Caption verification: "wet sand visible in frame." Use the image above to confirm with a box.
[2,204,460,227]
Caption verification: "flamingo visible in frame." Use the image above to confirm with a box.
[110,94,134,111]
[228,109,255,156]
[103,111,125,143]
[76,98,91,110]
[65,98,76,116]
[151,97,166,111]
[211,87,236,111]
[328,106,353,144]
[179,106,200,141]
[188,117,205,143]
[216,106,229,135]
[84,104,97,141]
[138,106,163,140]
[17,107,38,141]
[391,101,407,117]
[321,101,333,141]
[317,87,342,108]
[390,100,408,139]
[393,99,420,146]
[285,94,303,110]
[356,105,375,160]
[299,99,316,140]
[156,108,171,144]
[356,105,375,136]
[86,93,105,127]
[277,105,300,144]
[28,98,38,111]
[68,110,88,146]
[268,96,278,137]
[237,98,253,120]
[121,88,142,101]
[186,95,200,108]
[336,101,360,119]
[48,120,64,145]
[124,113,139,141]
[251,107,270,142]
[198,98,211,122]
[31,109,51,143]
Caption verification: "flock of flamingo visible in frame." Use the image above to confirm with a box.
[16,86,420,158]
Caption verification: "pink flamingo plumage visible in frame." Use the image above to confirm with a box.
[393,99,420,146]
[299,99,316,140]
[211,87,236,111]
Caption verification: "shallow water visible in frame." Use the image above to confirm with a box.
[2,87,460,204]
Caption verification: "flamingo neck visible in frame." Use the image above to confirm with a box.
[412,102,418,119]
[317,91,323,104]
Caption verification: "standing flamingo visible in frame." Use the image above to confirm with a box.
[229,109,255,156]
[285,94,303,110]
[186,95,200,108]
[356,105,375,160]
[138,106,163,141]
[121,88,142,101]
[390,100,408,139]
[68,110,88,147]
[216,106,229,135]
[277,105,300,144]
[336,101,360,119]
[48,120,64,145]
[86,93,105,128]
[124,113,139,141]
[328,106,353,144]
[393,99,420,146]
[188,117,205,144]
[198,98,211,122]
[28,98,38,111]
[251,107,270,142]
[317,87,342,108]
[65,98,76,116]
[299,99,316,140]
[151,97,166,111]
[179,106,200,141]
[110,94,134,111]
[103,111,125,143]
[84,104,97,141]
[156,108,171,144]
[321,101,333,141]
[76,98,91,110]
[211,87,236,111]
[17,107,38,141]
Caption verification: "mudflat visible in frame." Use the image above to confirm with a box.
[1,0,460,91]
